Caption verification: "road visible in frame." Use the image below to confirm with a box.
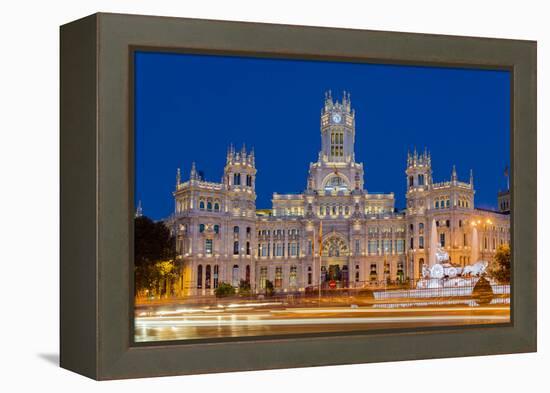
[134,300,510,342]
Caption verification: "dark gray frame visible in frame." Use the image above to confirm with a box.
[60,12,536,380]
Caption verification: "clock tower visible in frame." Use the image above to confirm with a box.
[307,91,364,192]
[319,90,356,163]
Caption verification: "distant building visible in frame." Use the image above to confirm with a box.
[169,92,510,296]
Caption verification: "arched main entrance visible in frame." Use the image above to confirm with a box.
[321,235,350,288]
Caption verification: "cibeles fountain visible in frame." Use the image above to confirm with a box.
[416,219,488,289]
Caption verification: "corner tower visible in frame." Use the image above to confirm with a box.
[405,148,432,214]
[224,144,257,217]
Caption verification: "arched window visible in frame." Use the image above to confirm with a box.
[322,237,349,257]
[213,265,219,288]
[214,202,220,212]
[435,200,439,209]
[232,265,240,287]
[418,174,425,186]
[233,241,239,255]
[207,201,212,211]
[199,223,205,233]
[289,265,297,289]
[233,226,239,234]
[197,265,203,289]
[246,241,250,255]
[199,200,205,210]
[205,265,211,289]
[213,224,220,234]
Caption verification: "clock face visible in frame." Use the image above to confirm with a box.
[332,113,342,123]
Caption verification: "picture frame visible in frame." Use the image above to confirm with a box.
[60,12,536,380]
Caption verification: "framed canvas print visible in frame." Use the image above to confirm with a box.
[60,13,537,380]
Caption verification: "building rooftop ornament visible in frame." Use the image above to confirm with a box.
[190,161,198,181]
[135,200,143,218]
[407,147,431,167]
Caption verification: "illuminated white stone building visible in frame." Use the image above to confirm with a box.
[171,92,510,296]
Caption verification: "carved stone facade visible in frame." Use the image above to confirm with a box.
[169,92,510,296]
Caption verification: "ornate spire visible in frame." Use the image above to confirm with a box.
[470,169,474,187]
[176,167,181,186]
[135,200,143,218]
[451,165,457,182]
[249,147,255,166]
[190,161,198,180]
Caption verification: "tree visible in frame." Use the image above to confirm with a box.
[134,216,176,297]
[238,280,252,297]
[490,244,511,283]
[215,282,236,298]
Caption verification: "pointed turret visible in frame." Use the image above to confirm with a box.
[135,200,143,218]
[190,162,198,181]
[176,167,181,187]
[451,165,457,182]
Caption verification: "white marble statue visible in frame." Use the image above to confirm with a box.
[462,261,488,277]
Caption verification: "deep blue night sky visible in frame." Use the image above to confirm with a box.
[135,52,510,220]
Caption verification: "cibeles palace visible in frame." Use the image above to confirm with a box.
[170,92,510,296]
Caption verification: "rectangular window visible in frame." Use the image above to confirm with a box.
[205,239,213,255]
[419,236,424,249]
[308,240,313,256]
[440,233,445,247]
[290,242,298,257]
[396,239,405,254]
[275,267,282,288]
[383,239,392,254]
[260,267,268,289]
[355,239,360,254]
[368,240,378,255]
[261,243,268,257]
[275,243,283,257]
[233,241,239,255]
